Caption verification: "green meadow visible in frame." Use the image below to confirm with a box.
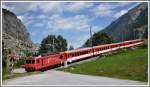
[61,45,148,82]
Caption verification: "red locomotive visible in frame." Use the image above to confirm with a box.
[22,39,144,72]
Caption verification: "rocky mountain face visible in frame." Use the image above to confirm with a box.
[99,2,148,42]
[2,8,33,58]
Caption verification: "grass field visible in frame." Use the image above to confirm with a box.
[61,45,148,82]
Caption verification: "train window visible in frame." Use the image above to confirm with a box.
[81,52,83,55]
[32,60,35,64]
[72,54,74,57]
[26,60,31,64]
[37,60,40,63]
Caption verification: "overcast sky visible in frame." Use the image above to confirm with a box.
[2,2,141,48]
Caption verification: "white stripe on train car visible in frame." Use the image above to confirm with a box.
[67,53,93,62]
[67,42,143,63]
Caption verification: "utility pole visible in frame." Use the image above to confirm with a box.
[52,38,55,53]
[90,26,94,56]
[90,26,92,47]
[122,30,123,42]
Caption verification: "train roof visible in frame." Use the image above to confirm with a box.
[65,39,143,53]
[93,39,142,48]
[26,39,143,59]
[64,47,92,53]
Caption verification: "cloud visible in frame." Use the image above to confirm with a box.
[38,14,47,19]
[92,26,103,33]
[17,13,47,28]
[68,34,90,48]
[93,2,136,17]
[113,2,140,19]
[66,2,93,12]
[35,2,93,14]
[2,2,34,14]
[47,14,90,32]
[30,32,37,36]
[34,23,44,27]
[38,2,65,14]
[17,16,23,21]
[3,2,94,15]
[114,9,128,18]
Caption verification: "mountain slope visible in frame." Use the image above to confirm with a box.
[2,8,33,57]
[99,2,148,42]
[84,2,148,47]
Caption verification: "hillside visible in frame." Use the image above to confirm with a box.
[100,2,148,41]
[84,2,148,47]
[2,8,33,57]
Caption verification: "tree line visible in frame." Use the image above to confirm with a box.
[84,32,113,47]
[39,35,68,54]
[39,32,113,55]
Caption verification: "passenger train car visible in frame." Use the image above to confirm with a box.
[22,39,144,72]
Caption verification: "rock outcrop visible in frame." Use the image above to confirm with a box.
[2,8,33,58]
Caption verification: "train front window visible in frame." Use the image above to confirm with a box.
[26,60,31,64]
[26,60,35,64]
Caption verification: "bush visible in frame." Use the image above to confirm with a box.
[14,59,25,68]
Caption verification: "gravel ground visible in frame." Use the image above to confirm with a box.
[2,70,147,86]
[12,68,26,73]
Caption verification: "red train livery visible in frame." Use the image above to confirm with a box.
[22,39,144,72]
